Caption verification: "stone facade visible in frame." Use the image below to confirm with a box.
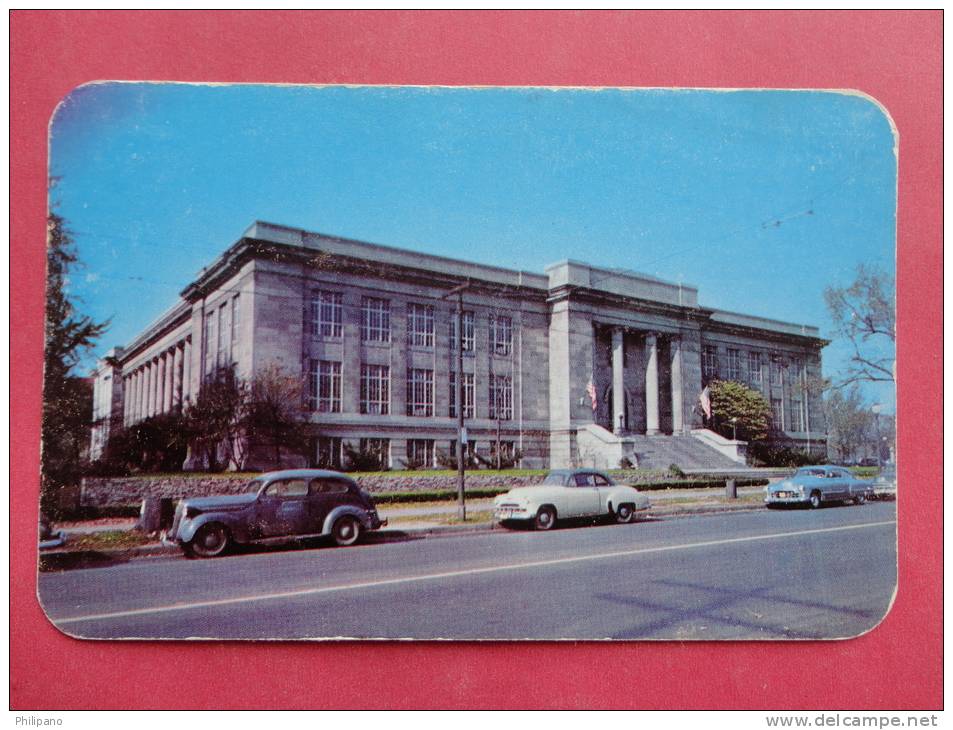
[90,221,828,470]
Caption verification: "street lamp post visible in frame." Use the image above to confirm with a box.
[871,403,882,469]
[442,280,471,521]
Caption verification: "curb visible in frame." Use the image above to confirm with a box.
[39,499,807,567]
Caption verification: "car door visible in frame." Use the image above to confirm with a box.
[308,476,353,532]
[592,472,615,513]
[568,472,602,517]
[255,478,313,537]
[823,468,849,500]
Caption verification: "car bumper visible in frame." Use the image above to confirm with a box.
[765,493,809,505]
[493,507,533,522]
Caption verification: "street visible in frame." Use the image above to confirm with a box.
[38,502,897,640]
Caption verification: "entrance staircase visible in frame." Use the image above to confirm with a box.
[575,424,745,471]
[625,433,744,471]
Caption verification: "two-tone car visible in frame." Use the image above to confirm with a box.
[765,465,874,509]
[494,468,651,530]
[163,469,386,557]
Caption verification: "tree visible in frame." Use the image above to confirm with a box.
[184,366,248,471]
[824,386,875,463]
[244,363,308,469]
[706,379,772,442]
[42,208,108,516]
[824,264,895,387]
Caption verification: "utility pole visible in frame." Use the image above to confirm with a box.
[441,280,471,521]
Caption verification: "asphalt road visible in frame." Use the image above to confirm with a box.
[38,501,897,640]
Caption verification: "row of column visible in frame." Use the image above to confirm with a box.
[123,338,192,426]
[611,328,683,436]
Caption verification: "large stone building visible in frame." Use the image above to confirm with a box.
[90,221,827,471]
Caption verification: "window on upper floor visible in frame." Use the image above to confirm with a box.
[311,291,343,339]
[702,346,719,379]
[748,351,763,386]
[489,373,513,420]
[406,368,434,417]
[361,297,391,343]
[491,315,512,356]
[408,303,435,348]
[448,310,475,353]
[449,371,475,419]
[726,348,743,381]
[360,364,390,415]
[308,359,341,413]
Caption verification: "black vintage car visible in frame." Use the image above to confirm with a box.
[164,469,386,557]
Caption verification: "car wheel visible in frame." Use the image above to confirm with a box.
[332,516,362,547]
[614,503,636,524]
[854,494,867,505]
[187,523,230,558]
[809,491,822,510]
[534,506,556,531]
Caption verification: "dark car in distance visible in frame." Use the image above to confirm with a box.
[163,469,386,557]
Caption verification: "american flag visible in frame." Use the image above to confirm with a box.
[699,386,711,419]
[586,380,598,412]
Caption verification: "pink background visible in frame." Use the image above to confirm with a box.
[11,11,942,710]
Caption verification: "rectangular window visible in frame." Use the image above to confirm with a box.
[406,439,435,468]
[792,357,805,381]
[406,368,434,417]
[702,346,719,379]
[491,315,512,356]
[314,436,342,469]
[449,371,475,418]
[359,438,390,470]
[230,295,240,354]
[308,360,341,412]
[489,374,513,420]
[748,351,763,386]
[726,348,742,381]
[771,398,784,431]
[490,440,515,460]
[408,303,435,348]
[218,302,230,368]
[311,291,343,338]
[771,359,784,386]
[361,297,391,343]
[204,311,217,374]
[360,364,390,415]
[790,398,805,432]
[448,310,475,352]
[449,440,477,459]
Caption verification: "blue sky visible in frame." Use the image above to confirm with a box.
[50,83,897,410]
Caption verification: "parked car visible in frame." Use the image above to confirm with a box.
[163,469,386,557]
[494,468,650,530]
[38,513,66,550]
[764,465,874,509]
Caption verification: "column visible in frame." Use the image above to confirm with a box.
[611,327,625,434]
[670,336,683,434]
[136,369,144,421]
[173,343,184,410]
[149,359,158,417]
[157,356,166,415]
[183,338,192,404]
[645,333,660,435]
[123,375,132,426]
[163,350,174,412]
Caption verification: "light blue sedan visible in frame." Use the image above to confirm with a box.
[765,465,874,509]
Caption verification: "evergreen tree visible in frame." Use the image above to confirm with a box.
[42,207,108,516]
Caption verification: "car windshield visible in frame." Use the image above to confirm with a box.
[245,478,266,494]
[796,468,825,478]
[542,472,569,486]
